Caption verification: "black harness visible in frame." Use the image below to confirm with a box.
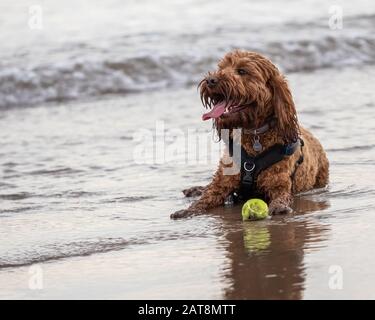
[227,135,304,199]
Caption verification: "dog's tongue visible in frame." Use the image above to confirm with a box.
[202,102,227,121]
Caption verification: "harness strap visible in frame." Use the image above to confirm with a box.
[291,138,304,192]
[227,136,304,199]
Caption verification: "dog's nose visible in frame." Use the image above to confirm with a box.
[206,76,218,88]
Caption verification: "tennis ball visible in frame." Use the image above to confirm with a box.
[242,198,269,221]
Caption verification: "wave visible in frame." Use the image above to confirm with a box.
[1,35,374,109]
[0,238,143,269]
[0,228,212,269]
[326,144,375,152]
[0,192,34,200]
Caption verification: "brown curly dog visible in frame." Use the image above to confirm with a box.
[171,50,329,219]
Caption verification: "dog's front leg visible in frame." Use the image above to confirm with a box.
[171,155,240,219]
[257,161,294,215]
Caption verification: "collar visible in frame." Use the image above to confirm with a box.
[244,119,276,135]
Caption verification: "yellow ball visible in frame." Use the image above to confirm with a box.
[241,199,269,221]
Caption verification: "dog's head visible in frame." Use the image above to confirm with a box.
[200,50,299,143]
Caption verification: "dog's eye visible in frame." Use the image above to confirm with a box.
[237,68,247,75]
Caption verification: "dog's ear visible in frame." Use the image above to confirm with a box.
[268,73,299,143]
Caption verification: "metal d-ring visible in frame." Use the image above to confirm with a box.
[243,161,255,172]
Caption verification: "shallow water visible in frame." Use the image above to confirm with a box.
[1,64,375,299]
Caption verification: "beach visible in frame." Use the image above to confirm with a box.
[1,0,375,299]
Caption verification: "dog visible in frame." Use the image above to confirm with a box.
[171,50,329,219]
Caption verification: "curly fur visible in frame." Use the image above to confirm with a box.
[171,50,329,219]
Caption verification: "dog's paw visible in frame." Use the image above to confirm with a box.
[182,186,205,197]
[170,209,203,219]
[269,202,293,215]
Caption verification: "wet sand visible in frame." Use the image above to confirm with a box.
[1,65,375,299]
